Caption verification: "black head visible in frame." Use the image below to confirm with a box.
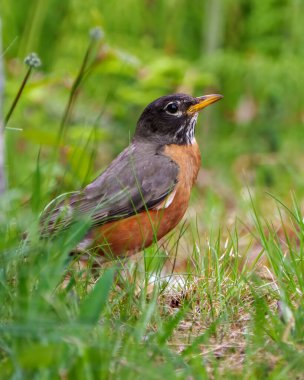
[134,93,223,145]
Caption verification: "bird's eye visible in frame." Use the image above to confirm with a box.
[165,102,179,114]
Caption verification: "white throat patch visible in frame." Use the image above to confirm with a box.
[186,114,198,144]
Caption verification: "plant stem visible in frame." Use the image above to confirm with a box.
[57,41,94,142]
[4,67,32,126]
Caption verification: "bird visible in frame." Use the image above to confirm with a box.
[41,93,223,261]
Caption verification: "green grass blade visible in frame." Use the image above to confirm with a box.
[78,267,115,324]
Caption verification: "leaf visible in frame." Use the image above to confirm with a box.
[17,343,64,369]
[23,127,58,146]
[31,149,42,213]
[66,146,92,182]
[157,305,189,345]
[55,217,93,256]
[78,267,115,324]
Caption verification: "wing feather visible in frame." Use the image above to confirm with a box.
[40,142,179,236]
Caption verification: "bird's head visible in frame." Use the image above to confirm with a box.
[134,93,223,145]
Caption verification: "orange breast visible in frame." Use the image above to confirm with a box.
[91,142,201,258]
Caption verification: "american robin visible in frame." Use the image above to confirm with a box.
[41,93,222,260]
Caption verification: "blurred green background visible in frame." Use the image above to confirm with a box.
[2,2,304,378]
[1,0,304,228]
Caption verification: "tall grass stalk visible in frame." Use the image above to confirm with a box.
[4,53,41,126]
[57,27,103,142]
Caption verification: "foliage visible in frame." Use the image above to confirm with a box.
[1,0,304,378]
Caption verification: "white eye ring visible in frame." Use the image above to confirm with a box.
[165,101,183,117]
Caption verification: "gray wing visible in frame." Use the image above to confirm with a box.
[40,142,179,236]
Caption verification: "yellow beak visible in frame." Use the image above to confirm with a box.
[187,94,223,115]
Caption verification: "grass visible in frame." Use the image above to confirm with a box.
[1,16,304,379]
[1,181,304,378]
[1,144,303,369]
